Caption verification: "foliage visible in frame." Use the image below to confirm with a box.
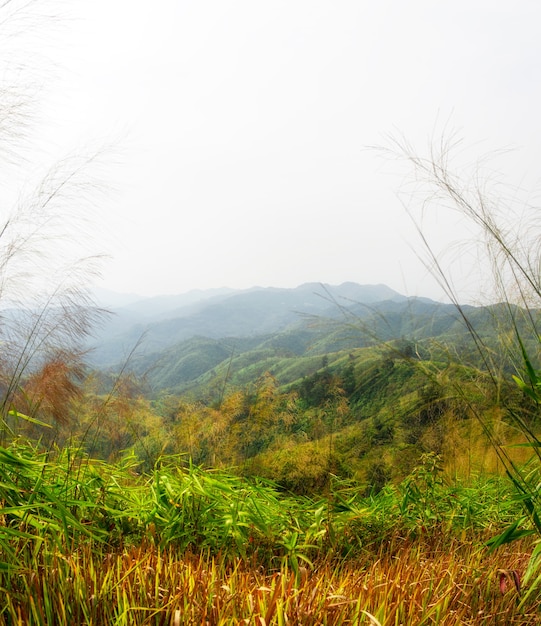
[12,349,525,497]
[0,443,537,623]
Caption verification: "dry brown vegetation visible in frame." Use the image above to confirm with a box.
[2,535,537,625]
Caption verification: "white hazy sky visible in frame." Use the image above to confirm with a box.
[4,1,541,301]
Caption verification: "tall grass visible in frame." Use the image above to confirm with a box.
[0,445,520,561]
[1,529,537,624]
[0,2,115,588]
[382,132,541,601]
[0,430,534,623]
[0,1,110,446]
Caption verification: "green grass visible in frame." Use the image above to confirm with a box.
[0,436,538,624]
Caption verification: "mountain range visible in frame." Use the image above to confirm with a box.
[87,282,483,395]
[89,283,408,365]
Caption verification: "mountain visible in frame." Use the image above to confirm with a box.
[108,287,239,320]
[88,285,539,398]
[87,281,483,396]
[122,296,466,396]
[87,282,407,367]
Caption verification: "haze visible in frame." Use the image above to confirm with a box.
[6,1,541,303]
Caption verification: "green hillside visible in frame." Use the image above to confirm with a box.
[110,295,540,404]
[88,282,406,367]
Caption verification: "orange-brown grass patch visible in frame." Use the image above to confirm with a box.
[1,534,538,625]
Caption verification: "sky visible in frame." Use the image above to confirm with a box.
[3,1,541,302]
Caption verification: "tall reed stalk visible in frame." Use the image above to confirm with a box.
[0,1,109,440]
[382,131,541,600]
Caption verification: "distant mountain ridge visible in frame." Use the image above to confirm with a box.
[87,282,540,397]
[88,282,407,367]
[93,286,239,318]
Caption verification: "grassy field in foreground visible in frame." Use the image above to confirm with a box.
[1,536,537,625]
[0,445,539,625]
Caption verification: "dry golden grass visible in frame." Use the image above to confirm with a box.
[1,534,538,625]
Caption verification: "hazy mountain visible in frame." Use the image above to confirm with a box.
[120,296,462,394]
[86,283,540,397]
[87,283,407,366]
[92,287,145,309]
[113,287,239,320]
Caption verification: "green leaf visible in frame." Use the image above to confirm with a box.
[7,409,52,428]
[487,520,535,550]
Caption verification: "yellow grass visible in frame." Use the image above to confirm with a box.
[1,535,538,625]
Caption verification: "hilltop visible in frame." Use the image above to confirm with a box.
[87,282,528,400]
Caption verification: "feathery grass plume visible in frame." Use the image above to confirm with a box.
[378,129,541,595]
[0,0,118,582]
[0,1,112,438]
